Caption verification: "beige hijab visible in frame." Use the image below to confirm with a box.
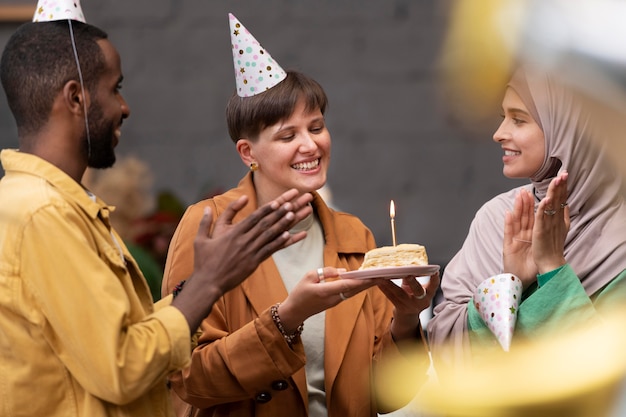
[427,68,626,366]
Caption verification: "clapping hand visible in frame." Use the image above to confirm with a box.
[503,171,570,289]
[533,171,569,274]
[503,187,538,288]
[173,189,313,331]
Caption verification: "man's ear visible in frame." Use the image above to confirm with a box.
[62,80,88,115]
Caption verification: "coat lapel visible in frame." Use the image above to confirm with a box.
[323,291,367,394]
[240,249,310,407]
[315,199,375,400]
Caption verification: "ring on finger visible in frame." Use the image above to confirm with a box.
[560,202,568,209]
[543,209,557,216]
[415,289,427,300]
[339,292,348,301]
[317,267,325,282]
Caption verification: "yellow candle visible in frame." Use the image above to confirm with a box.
[390,200,397,246]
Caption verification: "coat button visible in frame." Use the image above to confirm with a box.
[271,380,289,391]
[255,392,272,403]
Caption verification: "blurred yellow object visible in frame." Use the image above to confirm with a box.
[377,308,626,417]
[374,343,432,410]
[438,0,528,129]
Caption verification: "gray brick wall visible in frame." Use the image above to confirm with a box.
[0,1,525,266]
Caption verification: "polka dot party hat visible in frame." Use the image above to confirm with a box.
[229,13,287,97]
[33,0,86,23]
[473,273,522,351]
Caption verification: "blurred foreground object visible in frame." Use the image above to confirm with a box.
[376,307,626,417]
[419,308,626,417]
[437,0,526,130]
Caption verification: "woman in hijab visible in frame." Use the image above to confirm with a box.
[427,66,626,368]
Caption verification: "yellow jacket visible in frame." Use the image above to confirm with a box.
[0,150,191,417]
[163,173,426,417]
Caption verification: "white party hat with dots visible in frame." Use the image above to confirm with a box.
[33,0,86,23]
[229,13,287,97]
[473,273,523,351]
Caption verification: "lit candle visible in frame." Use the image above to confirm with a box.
[390,200,397,246]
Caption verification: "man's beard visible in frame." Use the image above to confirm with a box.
[84,99,117,169]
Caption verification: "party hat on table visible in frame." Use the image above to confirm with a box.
[228,13,287,97]
[33,0,86,23]
[473,273,522,351]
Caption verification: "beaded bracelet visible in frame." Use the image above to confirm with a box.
[172,280,186,298]
[270,303,304,346]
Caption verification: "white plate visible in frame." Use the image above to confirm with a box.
[340,265,440,280]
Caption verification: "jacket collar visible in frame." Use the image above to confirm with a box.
[1,149,113,221]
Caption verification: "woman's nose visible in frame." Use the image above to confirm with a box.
[492,121,507,143]
[299,132,317,150]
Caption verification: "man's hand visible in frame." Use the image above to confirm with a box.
[172,189,313,331]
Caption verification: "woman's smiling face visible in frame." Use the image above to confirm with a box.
[238,97,331,203]
[493,87,545,179]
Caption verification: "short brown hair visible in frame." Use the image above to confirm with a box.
[225,70,328,143]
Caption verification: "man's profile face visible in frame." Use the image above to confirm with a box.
[85,39,130,169]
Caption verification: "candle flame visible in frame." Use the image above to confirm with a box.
[390,200,395,219]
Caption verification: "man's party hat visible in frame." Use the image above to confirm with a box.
[33,0,86,23]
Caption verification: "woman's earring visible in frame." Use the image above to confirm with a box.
[250,162,258,172]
